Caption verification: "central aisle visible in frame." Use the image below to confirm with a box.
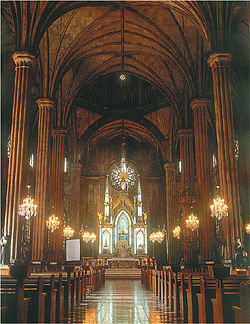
[64,279,184,324]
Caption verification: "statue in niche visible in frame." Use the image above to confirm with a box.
[98,212,103,225]
[0,231,9,265]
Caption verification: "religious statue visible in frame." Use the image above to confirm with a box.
[235,238,245,269]
[143,212,147,224]
[98,212,103,225]
[0,232,9,265]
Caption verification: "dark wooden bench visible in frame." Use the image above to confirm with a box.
[1,279,31,323]
[212,279,242,323]
[232,281,249,323]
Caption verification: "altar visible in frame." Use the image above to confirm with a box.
[98,175,148,258]
[107,258,140,269]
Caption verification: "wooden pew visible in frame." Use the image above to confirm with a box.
[172,272,179,314]
[56,273,65,322]
[71,271,77,308]
[24,276,47,323]
[160,270,164,302]
[64,272,72,311]
[186,274,199,323]
[1,279,31,323]
[163,270,168,304]
[1,306,8,323]
[179,272,188,319]
[211,279,241,323]
[168,270,173,311]
[196,276,216,323]
[76,270,82,306]
[44,275,57,323]
[232,282,249,323]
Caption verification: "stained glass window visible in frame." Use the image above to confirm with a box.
[178,160,181,173]
[110,160,136,191]
[29,153,34,168]
[7,136,11,159]
[235,136,239,161]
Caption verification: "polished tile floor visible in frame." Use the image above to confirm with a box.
[64,279,184,324]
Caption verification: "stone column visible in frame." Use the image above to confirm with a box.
[208,53,242,258]
[164,163,177,264]
[49,129,67,262]
[4,52,34,263]
[191,99,214,261]
[70,163,82,233]
[178,129,197,265]
[32,99,54,261]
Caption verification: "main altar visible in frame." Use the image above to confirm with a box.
[98,143,148,258]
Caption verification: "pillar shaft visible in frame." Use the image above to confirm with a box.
[178,129,197,265]
[70,163,82,232]
[178,129,195,190]
[49,129,67,262]
[208,53,242,258]
[5,52,34,262]
[164,163,177,264]
[192,99,214,261]
[32,99,54,261]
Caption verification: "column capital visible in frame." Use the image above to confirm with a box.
[37,98,55,109]
[164,162,176,172]
[207,53,233,70]
[191,98,210,111]
[12,51,35,66]
[51,128,67,137]
[177,128,193,137]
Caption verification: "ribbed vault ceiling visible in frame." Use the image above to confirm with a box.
[1,1,248,162]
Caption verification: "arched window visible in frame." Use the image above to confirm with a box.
[103,230,110,248]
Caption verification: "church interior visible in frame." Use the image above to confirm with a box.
[1,1,249,323]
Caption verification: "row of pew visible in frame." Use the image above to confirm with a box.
[141,267,249,323]
[1,266,105,323]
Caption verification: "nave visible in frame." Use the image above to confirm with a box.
[64,279,182,324]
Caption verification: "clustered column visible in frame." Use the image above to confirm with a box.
[178,129,197,265]
[208,53,242,258]
[164,163,177,264]
[32,99,54,261]
[191,98,213,262]
[70,163,82,233]
[49,129,67,262]
[5,52,34,263]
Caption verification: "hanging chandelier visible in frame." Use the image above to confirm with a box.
[210,186,228,220]
[173,226,181,239]
[47,214,60,232]
[63,225,74,239]
[18,185,38,220]
[149,230,165,243]
[185,214,199,231]
[81,231,96,243]
[245,224,250,235]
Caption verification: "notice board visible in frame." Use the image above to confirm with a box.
[66,239,80,261]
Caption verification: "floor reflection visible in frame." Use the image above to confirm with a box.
[64,279,184,323]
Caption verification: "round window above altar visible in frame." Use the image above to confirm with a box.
[110,160,136,191]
